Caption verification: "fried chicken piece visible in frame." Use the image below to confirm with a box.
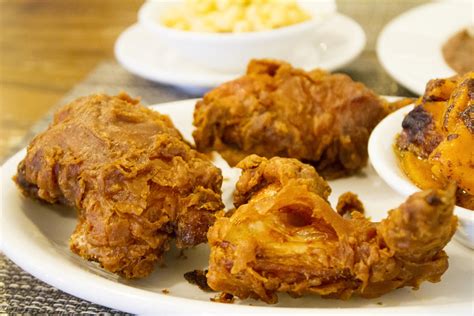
[193,59,388,179]
[207,155,457,303]
[336,192,365,218]
[396,72,474,209]
[14,93,223,278]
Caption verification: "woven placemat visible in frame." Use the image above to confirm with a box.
[1,54,415,314]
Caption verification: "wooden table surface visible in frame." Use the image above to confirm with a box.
[0,0,428,162]
[0,0,144,159]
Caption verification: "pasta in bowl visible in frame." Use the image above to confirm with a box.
[160,0,312,33]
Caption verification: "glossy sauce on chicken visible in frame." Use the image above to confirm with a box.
[395,72,474,210]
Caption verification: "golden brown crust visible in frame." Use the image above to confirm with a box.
[14,93,224,278]
[233,154,331,208]
[336,192,365,217]
[193,59,387,179]
[207,156,457,303]
[396,72,474,209]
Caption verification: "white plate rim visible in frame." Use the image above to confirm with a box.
[2,98,472,315]
[114,13,366,88]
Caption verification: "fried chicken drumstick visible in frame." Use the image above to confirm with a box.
[15,93,223,278]
[207,155,457,303]
[193,59,388,179]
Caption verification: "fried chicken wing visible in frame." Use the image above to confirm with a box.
[14,93,224,278]
[193,59,388,179]
[396,72,474,209]
[207,155,457,303]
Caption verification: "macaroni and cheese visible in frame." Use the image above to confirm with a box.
[161,0,311,33]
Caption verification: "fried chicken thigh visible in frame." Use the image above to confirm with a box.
[193,59,388,179]
[207,155,457,303]
[15,93,223,278]
[396,72,474,209]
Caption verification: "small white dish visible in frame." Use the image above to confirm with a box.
[368,105,474,249]
[2,98,473,314]
[115,13,366,92]
[376,1,472,95]
[138,0,336,72]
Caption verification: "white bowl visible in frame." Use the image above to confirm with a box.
[138,0,336,73]
[368,105,474,249]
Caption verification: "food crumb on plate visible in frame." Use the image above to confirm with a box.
[210,292,235,304]
[184,269,213,292]
[177,249,188,260]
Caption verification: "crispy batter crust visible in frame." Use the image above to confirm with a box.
[207,156,457,303]
[14,93,224,278]
[193,59,387,179]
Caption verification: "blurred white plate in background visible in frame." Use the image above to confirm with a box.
[115,13,365,93]
[138,0,336,73]
[377,1,472,95]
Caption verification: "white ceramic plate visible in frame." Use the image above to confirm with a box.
[376,1,472,96]
[2,99,473,315]
[115,13,365,92]
[368,104,474,249]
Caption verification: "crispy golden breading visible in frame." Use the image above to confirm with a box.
[14,93,224,278]
[207,155,457,303]
[336,192,365,218]
[193,59,388,179]
[396,72,474,210]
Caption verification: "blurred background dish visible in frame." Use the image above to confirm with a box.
[442,25,474,75]
[115,12,365,93]
[368,105,474,249]
[159,0,313,33]
[2,0,424,162]
[376,1,472,95]
[138,0,336,72]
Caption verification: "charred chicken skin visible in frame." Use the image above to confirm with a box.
[193,59,388,179]
[15,93,224,278]
[396,72,474,210]
[207,155,457,303]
